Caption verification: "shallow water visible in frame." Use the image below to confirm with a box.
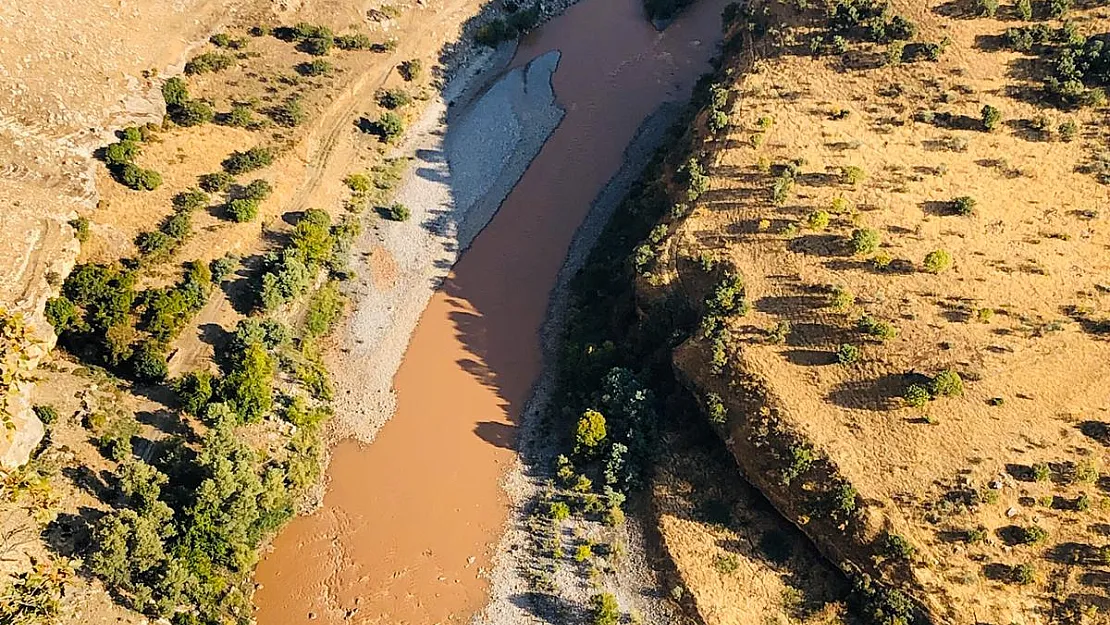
[253,0,728,622]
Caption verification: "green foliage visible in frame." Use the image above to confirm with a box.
[210,32,247,49]
[832,481,859,520]
[849,228,880,255]
[981,104,1002,131]
[184,51,235,75]
[589,593,620,625]
[367,111,405,143]
[210,254,239,283]
[173,188,209,212]
[60,263,136,336]
[1016,0,1033,19]
[344,173,372,194]
[335,32,372,50]
[136,231,176,262]
[771,173,794,205]
[713,553,740,574]
[296,59,333,76]
[32,404,59,426]
[383,202,410,221]
[221,103,255,128]
[398,58,423,81]
[857,315,896,340]
[705,392,727,425]
[97,411,141,460]
[268,97,306,127]
[242,179,273,201]
[1011,563,1035,585]
[781,444,815,485]
[118,164,162,191]
[303,281,346,337]
[977,0,999,16]
[69,216,90,243]
[1032,462,1050,481]
[1059,118,1078,141]
[44,297,80,334]
[930,369,963,397]
[677,157,708,201]
[476,18,517,47]
[199,171,234,193]
[903,384,931,408]
[220,340,274,423]
[130,341,169,382]
[806,209,830,230]
[226,199,260,222]
[882,532,915,560]
[923,249,953,273]
[376,88,412,110]
[169,99,215,127]
[548,501,571,522]
[162,77,189,107]
[0,558,71,623]
[175,371,215,415]
[575,409,608,453]
[297,35,334,56]
[1017,524,1048,544]
[952,195,976,216]
[222,146,274,175]
[104,140,139,167]
[836,343,861,364]
[840,165,866,185]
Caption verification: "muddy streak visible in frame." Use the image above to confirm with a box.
[253,1,728,624]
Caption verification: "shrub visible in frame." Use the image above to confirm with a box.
[170,99,215,126]
[1059,119,1078,141]
[707,109,730,134]
[221,103,255,128]
[923,249,953,273]
[904,384,931,408]
[589,593,620,625]
[119,164,162,191]
[977,0,999,16]
[575,409,607,452]
[268,97,306,127]
[220,340,274,423]
[771,174,794,205]
[210,32,247,49]
[952,196,976,216]
[548,501,570,522]
[226,198,260,223]
[1017,524,1048,545]
[1047,0,1071,18]
[32,405,59,426]
[175,371,215,415]
[930,369,963,397]
[344,173,372,194]
[160,210,191,240]
[297,35,334,56]
[242,179,273,201]
[840,165,866,185]
[223,146,275,174]
[296,59,333,76]
[883,532,915,560]
[199,171,234,192]
[714,553,740,574]
[857,315,896,340]
[1032,463,1050,481]
[368,111,405,143]
[44,297,80,333]
[173,188,209,211]
[210,254,239,283]
[184,51,235,75]
[706,392,727,424]
[981,104,1002,131]
[303,281,346,337]
[849,228,880,255]
[781,445,815,485]
[476,18,516,47]
[507,3,542,32]
[377,88,412,110]
[836,343,861,364]
[335,33,372,50]
[1016,0,1033,19]
[1074,459,1099,484]
[162,77,189,107]
[130,341,169,382]
[805,210,830,230]
[398,58,423,81]
[1011,563,1035,585]
[383,202,411,221]
[833,482,859,519]
[830,287,855,311]
[69,216,91,243]
[103,140,139,166]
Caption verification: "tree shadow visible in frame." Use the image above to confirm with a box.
[474,421,516,450]
[1078,421,1110,446]
[826,373,908,411]
[787,234,847,258]
[41,507,103,559]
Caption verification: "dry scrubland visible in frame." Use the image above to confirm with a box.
[640,0,1110,622]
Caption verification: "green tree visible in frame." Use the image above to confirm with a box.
[130,341,169,382]
[981,104,1002,131]
[575,409,607,453]
[221,341,274,423]
[589,593,620,625]
[175,371,215,415]
[162,77,189,107]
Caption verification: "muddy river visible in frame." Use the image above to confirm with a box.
[253,0,728,622]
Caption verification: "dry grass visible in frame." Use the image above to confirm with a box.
[667,1,1110,622]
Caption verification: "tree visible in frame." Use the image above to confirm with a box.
[175,371,215,415]
[849,228,880,255]
[398,59,423,81]
[131,341,169,382]
[295,60,333,76]
[335,33,372,50]
[226,198,260,223]
[104,141,139,166]
[44,297,80,333]
[303,281,346,337]
[221,341,274,423]
[119,164,163,191]
[575,409,607,453]
[589,593,620,625]
[173,188,210,212]
[170,99,215,127]
[297,35,334,56]
[242,179,273,201]
[981,104,1002,131]
[199,172,234,193]
[368,112,405,143]
[923,249,952,273]
[222,147,274,174]
[376,88,412,110]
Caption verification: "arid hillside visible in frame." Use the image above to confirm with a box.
[643,0,1110,622]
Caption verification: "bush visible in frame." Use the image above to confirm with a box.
[981,104,1002,131]
[162,77,189,107]
[575,409,607,453]
[184,51,235,75]
[303,281,346,337]
[383,202,411,221]
[840,165,866,185]
[297,35,334,56]
[476,18,516,47]
[210,254,239,283]
[223,146,275,174]
[883,532,915,560]
[220,340,274,423]
[335,33,372,50]
[849,228,880,255]
[268,97,306,127]
[199,171,234,193]
[706,392,727,424]
[377,88,412,110]
[170,99,215,127]
[175,371,215,415]
[1047,0,1071,18]
[548,501,571,521]
[103,140,139,166]
[44,297,80,333]
[589,593,620,625]
[242,179,273,201]
[226,198,260,222]
[836,343,861,364]
[119,164,162,191]
[833,482,859,519]
[904,384,931,408]
[1011,563,1035,585]
[930,369,963,397]
[344,173,372,194]
[130,341,169,382]
[173,188,209,211]
[806,210,830,230]
[1059,119,1078,141]
[952,195,976,216]
[1017,524,1048,544]
[32,405,59,426]
[857,315,896,340]
[923,249,953,273]
[1016,0,1033,19]
[69,216,91,243]
[219,103,255,128]
[210,33,247,49]
[398,59,423,81]
[507,3,542,32]
[160,211,191,240]
[977,0,999,16]
[296,59,333,76]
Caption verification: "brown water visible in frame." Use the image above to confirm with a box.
[253,0,728,623]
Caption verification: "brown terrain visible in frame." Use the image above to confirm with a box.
[645,0,1110,622]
